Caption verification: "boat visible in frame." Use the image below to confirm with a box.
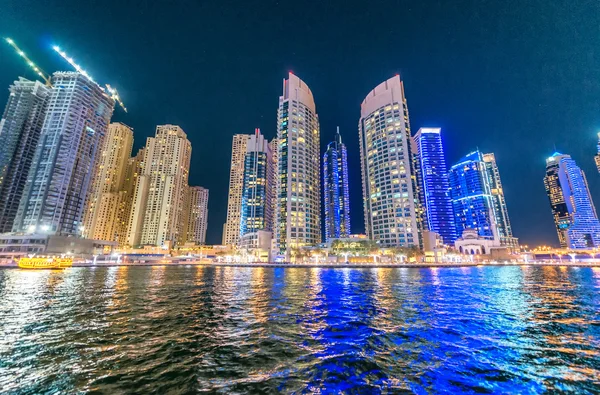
[17,257,73,269]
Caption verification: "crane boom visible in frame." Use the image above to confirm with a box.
[52,45,127,112]
[4,38,52,87]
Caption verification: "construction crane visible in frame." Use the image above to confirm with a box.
[4,38,52,87]
[105,84,127,113]
[52,45,127,112]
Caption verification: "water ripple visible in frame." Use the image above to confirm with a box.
[0,266,599,393]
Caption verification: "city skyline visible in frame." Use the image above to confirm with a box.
[1,0,599,246]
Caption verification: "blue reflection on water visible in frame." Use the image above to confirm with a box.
[0,265,599,393]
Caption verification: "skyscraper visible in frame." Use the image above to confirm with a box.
[544,152,600,248]
[82,122,133,242]
[275,73,321,252]
[595,133,600,174]
[13,72,114,235]
[482,153,517,246]
[223,134,251,246]
[181,186,209,245]
[449,151,496,239]
[120,148,145,246]
[323,127,350,241]
[0,78,50,233]
[128,125,191,247]
[239,129,274,239]
[359,75,420,247]
[413,128,456,244]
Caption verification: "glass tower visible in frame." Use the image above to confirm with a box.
[413,128,456,244]
[449,151,496,239]
[323,127,350,241]
[544,152,600,248]
[0,78,50,233]
[483,153,517,246]
[12,72,114,235]
[239,129,274,238]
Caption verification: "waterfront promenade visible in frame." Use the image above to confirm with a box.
[1,260,600,269]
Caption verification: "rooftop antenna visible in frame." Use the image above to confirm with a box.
[52,45,127,112]
[4,38,52,87]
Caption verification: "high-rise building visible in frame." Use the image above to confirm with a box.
[120,148,145,246]
[359,75,420,247]
[413,128,456,244]
[222,134,251,246]
[595,133,600,174]
[275,73,321,252]
[482,153,517,246]
[13,72,114,235]
[239,129,274,239]
[181,186,209,245]
[544,152,600,248]
[449,151,496,239]
[268,137,278,231]
[128,125,191,247]
[323,127,350,241]
[0,78,50,233]
[82,122,133,242]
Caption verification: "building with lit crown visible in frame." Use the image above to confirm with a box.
[544,152,600,248]
[12,72,114,235]
[449,151,496,239]
[222,134,251,246]
[127,125,191,247]
[412,128,456,244]
[0,78,50,233]
[82,122,133,242]
[323,127,350,241]
[359,75,421,247]
[239,129,274,240]
[275,73,321,252]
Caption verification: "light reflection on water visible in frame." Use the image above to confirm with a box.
[0,266,599,393]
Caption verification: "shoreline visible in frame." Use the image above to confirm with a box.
[1,261,600,269]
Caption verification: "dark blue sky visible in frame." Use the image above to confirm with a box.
[1,0,599,246]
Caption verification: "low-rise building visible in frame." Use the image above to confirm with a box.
[0,233,116,261]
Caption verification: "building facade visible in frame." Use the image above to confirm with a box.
[119,148,145,246]
[222,134,251,245]
[482,153,517,247]
[359,75,420,247]
[544,152,600,248]
[323,127,350,241]
[0,78,50,233]
[82,122,133,242]
[128,125,191,247]
[449,151,496,239]
[239,129,274,239]
[412,128,456,244]
[182,186,209,245]
[275,73,321,252]
[13,72,115,235]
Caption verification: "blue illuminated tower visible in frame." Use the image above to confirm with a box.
[323,127,350,241]
[449,151,496,239]
[544,152,600,248]
[239,129,274,238]
[413,128,456,244]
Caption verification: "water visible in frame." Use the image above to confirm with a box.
[0,266,599,394]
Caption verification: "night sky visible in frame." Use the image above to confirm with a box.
[1,0,599,246]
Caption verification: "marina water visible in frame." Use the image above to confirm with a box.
[1,265,599,393]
